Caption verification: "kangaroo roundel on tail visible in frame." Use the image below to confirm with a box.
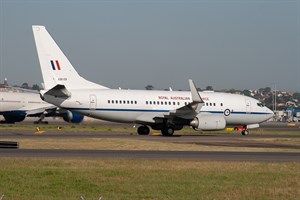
[32,26,108,90]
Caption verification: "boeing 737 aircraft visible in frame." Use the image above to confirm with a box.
[32,26,274,136]
[0,87,84,123]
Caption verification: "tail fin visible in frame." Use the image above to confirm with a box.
[32,26,108,90]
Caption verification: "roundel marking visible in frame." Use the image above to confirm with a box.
[224,109,231,116]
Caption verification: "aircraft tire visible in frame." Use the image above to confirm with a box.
[161,128,174,136]
[137,126,150,135]
[241,130,249,136]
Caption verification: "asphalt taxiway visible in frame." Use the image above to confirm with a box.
[0,122,299,162]
[0,149,299,162]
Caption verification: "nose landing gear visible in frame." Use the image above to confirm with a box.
[241,129,249,136]
[241,125,249,136]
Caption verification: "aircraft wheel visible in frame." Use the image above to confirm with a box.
[161,127,174,136]
[137,126,150,135]
[241,130,249,136]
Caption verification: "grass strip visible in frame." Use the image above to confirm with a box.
[0,137,299,152]
[0,158,299,200]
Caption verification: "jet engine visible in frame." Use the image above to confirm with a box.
[3,112,26,123]
[190,114,226,131]
[63,111,84,123]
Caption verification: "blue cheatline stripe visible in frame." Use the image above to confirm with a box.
[50,60,55,70]
[65,107,271,115]
[67,107,170,113]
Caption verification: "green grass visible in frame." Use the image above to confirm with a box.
[0,158,299,200]
[0,124,138,134]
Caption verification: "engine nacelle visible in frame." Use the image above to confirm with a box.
[190,114,226,131]
[3,112,26,123]
[63,111,84,123]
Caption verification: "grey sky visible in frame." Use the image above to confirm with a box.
[0,0,299,92]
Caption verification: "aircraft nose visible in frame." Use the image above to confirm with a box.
[266,108,274,120]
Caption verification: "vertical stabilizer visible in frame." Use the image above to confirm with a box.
[32,26,108,90]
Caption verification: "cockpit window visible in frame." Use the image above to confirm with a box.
[257,102,264,107]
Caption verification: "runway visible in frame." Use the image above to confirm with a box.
[0,122,299,162]
[1,149,299,162]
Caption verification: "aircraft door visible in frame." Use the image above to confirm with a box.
[89,95,97,110]
[245,99,251,113]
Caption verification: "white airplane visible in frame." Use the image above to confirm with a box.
[32,25,274,136]
[0,87,84,124]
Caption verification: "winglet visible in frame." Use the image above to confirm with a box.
[189,79,204,103]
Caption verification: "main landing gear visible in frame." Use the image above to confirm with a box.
[33,114,49,124]
[137,126,150,135]
[137,125,175,136]
[161,127,174,136]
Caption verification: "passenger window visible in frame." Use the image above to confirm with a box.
[131,101,133,104]
[210,103,212,106]
[177,102,180,105]
[127,100,130,104]
[123,100,126,104]
[221,103,223,106]
[135,101,137,104]
[173,102,175,105]
[108,100,110,104]
[146,101,148,105]
[112,100,114,104]
[206,103,209,106]
[169,102,171,105]
[213,103,216,106]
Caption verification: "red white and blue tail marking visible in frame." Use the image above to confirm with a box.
[50,60,61,70]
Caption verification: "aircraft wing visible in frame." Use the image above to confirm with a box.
[25,105,58,116]
[136,80,204,124]
[167,80,204,119]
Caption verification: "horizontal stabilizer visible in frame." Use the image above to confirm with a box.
[44,84,71,98]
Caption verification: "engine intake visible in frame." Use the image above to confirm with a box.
[63,111,84,123]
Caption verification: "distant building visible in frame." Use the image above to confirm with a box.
[0,78,8,88]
